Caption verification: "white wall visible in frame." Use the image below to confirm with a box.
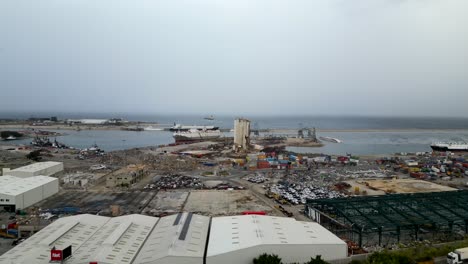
[22,185,43,209]
[206,244,347,264]
[42,179,59,199]
[37,163,64,176]
[0,194,15,206]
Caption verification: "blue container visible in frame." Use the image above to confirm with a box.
[7,229,18,235]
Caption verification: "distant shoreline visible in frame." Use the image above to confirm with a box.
[1,124,468,133]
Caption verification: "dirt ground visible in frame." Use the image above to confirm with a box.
[347,178,456,195]
[141,190,189,216]
[183,190,273,216]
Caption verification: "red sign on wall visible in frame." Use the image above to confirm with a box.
[51,249,62,261]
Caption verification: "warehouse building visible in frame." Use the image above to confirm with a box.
[3,161,64,178]
[206,215,347,264]
[69,214,159,264]
[0,214,346,263]
[133,212,210,264]
[0,213,210,264]
[0,175,59,211]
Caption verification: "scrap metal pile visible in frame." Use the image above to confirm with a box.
[268,183,346,205]
[246,173,267,183]
[150,174,203,189]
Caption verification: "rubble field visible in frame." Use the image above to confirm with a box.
[141,190,189,216]
[183,190,273,216]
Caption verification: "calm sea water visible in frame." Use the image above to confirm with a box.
[1,113,468,155]
[3,112,468,130]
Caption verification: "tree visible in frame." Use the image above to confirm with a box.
[367,251,414,264]
[253,253,282,264]
[26,150,42,161]
[305,255,329,264]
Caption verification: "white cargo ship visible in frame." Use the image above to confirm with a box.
[173,129,222,143]
[169,124,219,131]
[431,142,468,152]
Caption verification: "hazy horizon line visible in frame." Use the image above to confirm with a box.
[1,110,468,120]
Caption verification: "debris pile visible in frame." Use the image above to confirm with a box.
[150,175,203,189]
[78,144,105,159]
[268,183,346,205]
[246,173,267,183]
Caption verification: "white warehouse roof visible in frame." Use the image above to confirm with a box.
[0,214,111,264]
[6,161,63,177]
[69,214,158,264]
[0,214,347,264]
[0,175,21,186]
[0,213,210,264]
[0,176,57,196]
[206,215,347,263]
[134,212,210,264]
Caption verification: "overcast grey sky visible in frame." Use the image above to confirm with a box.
[0,0,467,116]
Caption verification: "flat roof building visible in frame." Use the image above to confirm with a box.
[206,215,347,264]
[0,175,59,210]
[4,161,63,178]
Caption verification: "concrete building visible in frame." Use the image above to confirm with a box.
[106,164,147,188]
[233,118,251,151]
[3,161,63,178]
[0,176,59,211]
[206,215,347,264]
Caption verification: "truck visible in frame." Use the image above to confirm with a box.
[447,247,468,264]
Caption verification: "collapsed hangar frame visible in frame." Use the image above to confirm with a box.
[306,191,468,247]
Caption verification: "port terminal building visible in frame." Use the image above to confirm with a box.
[0,214,347,264]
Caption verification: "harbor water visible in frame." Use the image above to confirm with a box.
[1,115,468,155]
[1,129,468,155]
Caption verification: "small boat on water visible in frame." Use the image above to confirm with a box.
[143,126,164,131]
[319,136,343,143]
[173,129,222,143]
[204,115,215,120]
[5,136,17,140]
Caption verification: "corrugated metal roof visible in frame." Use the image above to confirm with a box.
[0,213,209,264]
[133,212,210,263]
[74,214,159,264]
[207,215,346,257]
[0,214,110,264]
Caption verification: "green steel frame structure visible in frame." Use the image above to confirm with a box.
[306,191,468,247]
